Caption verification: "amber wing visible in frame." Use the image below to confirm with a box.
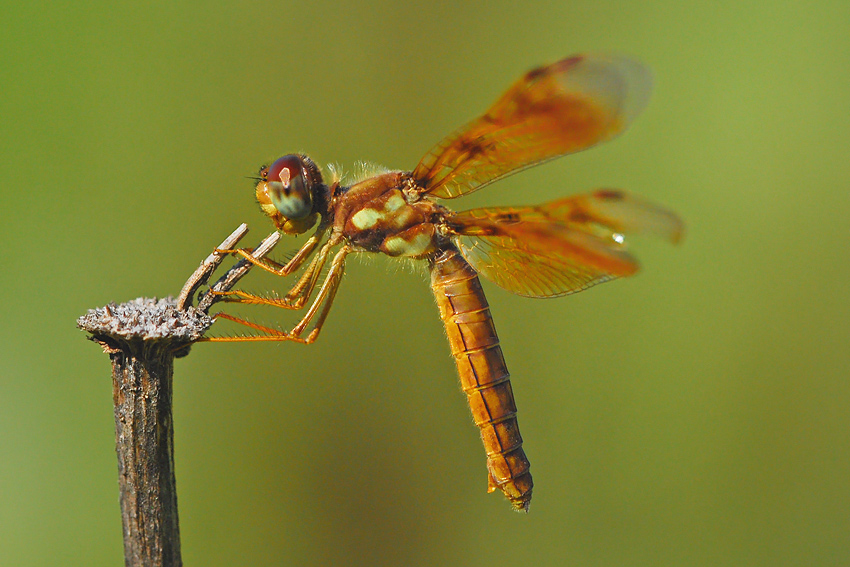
[446,190,683,297]
[412,55,653,199]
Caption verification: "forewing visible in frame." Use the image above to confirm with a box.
[413,55,652,199]
[448,190,682,297]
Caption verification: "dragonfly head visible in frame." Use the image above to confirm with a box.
[255,154,323,234]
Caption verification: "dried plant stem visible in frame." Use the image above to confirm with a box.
[77,227,279,567]
[110,322,184,567]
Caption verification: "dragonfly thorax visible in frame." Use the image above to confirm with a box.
[336,172,446,258]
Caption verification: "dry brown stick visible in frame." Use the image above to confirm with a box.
[176,223,249,310]
[77,226,280,567]
[197,230,281,312]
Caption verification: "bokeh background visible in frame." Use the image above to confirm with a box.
[2,1,849,565]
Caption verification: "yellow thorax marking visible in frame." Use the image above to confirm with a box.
[351,208,383,230]
[384,231,433,257]
[384,193,405,212]
[350,192,407,230]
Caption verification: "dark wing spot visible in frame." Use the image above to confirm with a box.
[494,212,520,224]
[569,210,592,224]
[459,136,486,159]
[595,189,625,201]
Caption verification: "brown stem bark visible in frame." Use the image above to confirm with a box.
[109,331,184,566]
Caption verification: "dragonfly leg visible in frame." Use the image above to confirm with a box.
[215,227,326,277]
[210,239,333,310]
[202,247,350,344]
[288,246,349,341]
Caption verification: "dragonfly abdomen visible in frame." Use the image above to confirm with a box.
[429,247,533,511]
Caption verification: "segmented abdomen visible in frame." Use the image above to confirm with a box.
[429,247,533,511]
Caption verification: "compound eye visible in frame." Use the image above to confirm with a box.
[266,155,313,220]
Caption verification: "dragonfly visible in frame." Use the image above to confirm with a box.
[205,54,683,512]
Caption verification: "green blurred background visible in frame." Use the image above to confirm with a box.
[2,1,849,565]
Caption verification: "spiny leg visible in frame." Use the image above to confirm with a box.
[203,247,350,344]
[211,239,334,311]
[216,226,326,278]
[290,247,349,340]
[279,240,334,307]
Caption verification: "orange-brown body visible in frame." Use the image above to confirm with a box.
[325,173,535,509]
[328,172,535,510]
[430,248,533,510]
